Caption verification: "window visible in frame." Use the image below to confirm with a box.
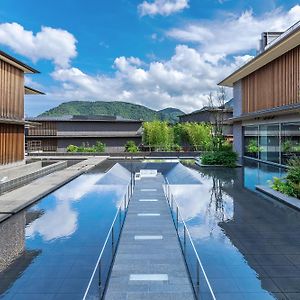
[281,122,300,165]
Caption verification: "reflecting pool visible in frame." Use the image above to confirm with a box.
[0,163,131,300]
[172,162,300,300]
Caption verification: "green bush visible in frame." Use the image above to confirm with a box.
[246,139,262,153]
[95,141,106,152]
[201,150,237,167]
[125,140,139,153]
[66,140,105,153]
[271,157,300,199]
[67,145,79,152]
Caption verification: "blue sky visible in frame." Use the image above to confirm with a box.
[0,0,299,116]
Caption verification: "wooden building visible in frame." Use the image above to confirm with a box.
[219,23,300,166]
[25,115,143,153]
[0,51,42,168]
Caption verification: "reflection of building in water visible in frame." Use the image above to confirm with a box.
[0,211,42,293]
[219,183,300,297]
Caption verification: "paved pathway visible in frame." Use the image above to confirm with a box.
[105,174,194,300]
[0,157,108,223]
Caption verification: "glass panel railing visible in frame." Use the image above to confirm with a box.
[83,174,135,300]
[164,182,216,300]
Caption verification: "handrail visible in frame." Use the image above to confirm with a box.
[164,179,216,300]
[82,173,135,300]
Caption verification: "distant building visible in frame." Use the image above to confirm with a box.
[25,115,143,152]
[179,99,233,140]
[219,21,300,166]
[0,50,43,168]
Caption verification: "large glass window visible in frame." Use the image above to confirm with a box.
[259,124,280,164]
[281,122,300,165]
[244,126,259,159]
[243,122,300,165]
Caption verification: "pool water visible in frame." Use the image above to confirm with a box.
[172,161,300,300]
[0,163,131,300]
[0,159,298,300]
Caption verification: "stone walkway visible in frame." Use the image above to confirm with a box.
[0,157,108,223]
[105,174,194,300]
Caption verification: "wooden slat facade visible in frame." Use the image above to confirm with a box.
[0,124,24,165]
[28,122,57,136]
[0,60,24,119]
[242,45,300,113]
[0,60,25,166]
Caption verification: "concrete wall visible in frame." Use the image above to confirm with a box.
[56,121,142,133]
[233,122,243,158]
[233,80,242,117]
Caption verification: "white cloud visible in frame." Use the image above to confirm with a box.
[138,0,189,17]
[21,5,300,116]
[0,22,77,68]
[167,5,300,55]
[48,45,244,113]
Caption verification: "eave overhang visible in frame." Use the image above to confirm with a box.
[228,103,300,124]
[25,86,45,95]
[219,22,300,87]
[0,50,39,74]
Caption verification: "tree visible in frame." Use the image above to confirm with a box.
[208,87,227,150]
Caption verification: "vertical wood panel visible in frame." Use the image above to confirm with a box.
[242,45,300,113]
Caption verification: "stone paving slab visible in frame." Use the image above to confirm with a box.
[0,157,108,220]
[105,174,194,300]
[0,213,11,222]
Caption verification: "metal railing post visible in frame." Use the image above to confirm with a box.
[196,261,200,295]
[111,227,114,255]
[176,206,179,231]
[98,258,102,288]
[183,226,186,255]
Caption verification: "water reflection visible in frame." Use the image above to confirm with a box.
[174,163,300,299]
[0,163,131,299]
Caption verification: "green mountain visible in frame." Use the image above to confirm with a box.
[39,101,185,123]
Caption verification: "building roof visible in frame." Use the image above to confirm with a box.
[219,21,300,87]
[0,50,39,74]
[26,115,143,123]
[228,103,300,123]
[179,99,233,118]
[25,86,45,95]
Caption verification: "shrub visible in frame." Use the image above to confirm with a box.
[67,145,79,152]
[125,140,139,153]
[246,139,262,153]
[66,140,105,153]
[201,150,237,167]
[95,141,106,152]
[270,157,300,199]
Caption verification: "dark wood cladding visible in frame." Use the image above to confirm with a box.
[0,60,24,119]
[28,122,57,136]
[242,45,300,113]
[0,124,24,165]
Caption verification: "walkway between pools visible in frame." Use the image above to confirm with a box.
[104,173,195,300]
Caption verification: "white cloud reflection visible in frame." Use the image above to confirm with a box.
[26,169,130,241]
[171,181,234,240]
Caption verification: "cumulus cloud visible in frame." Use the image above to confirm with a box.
[49,45,245,112]
[20,5,300,115]
[138,0,189,17]
[167,5,300,55]
[0,22,77,68]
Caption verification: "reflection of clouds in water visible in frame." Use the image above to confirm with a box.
[54,174,103,202]
[26,201,78,241]
[171,179,234,241]
[26,173,129,241]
